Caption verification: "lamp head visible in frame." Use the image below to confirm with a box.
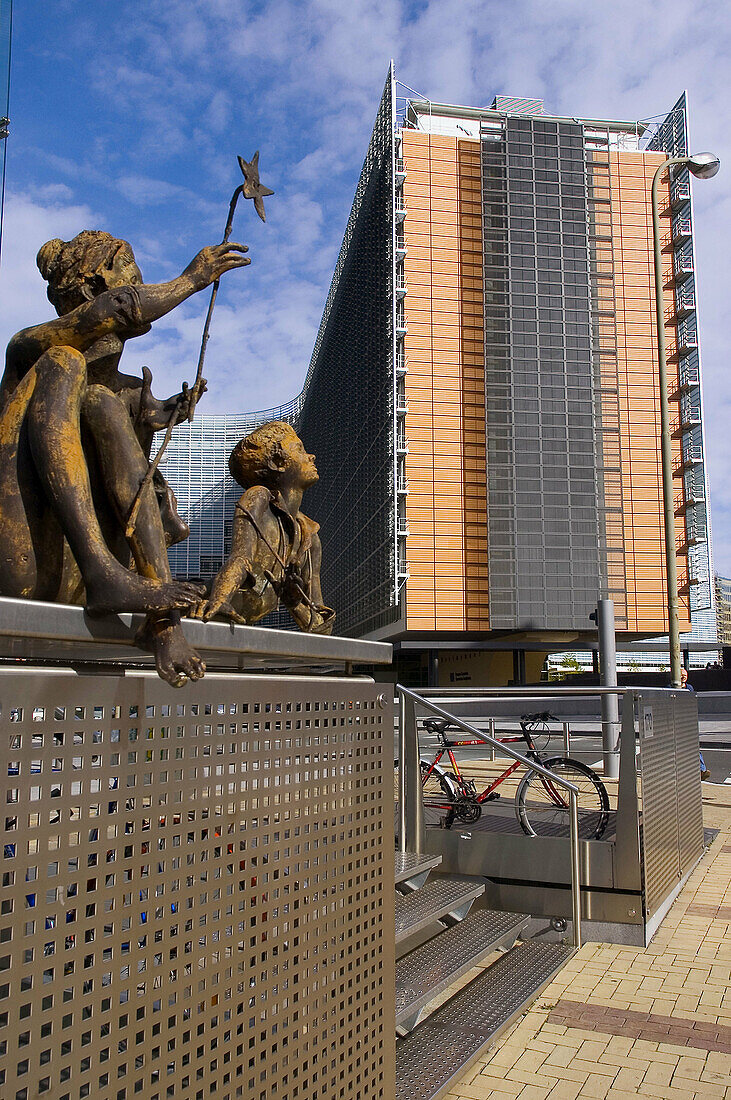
[687,152,720,180]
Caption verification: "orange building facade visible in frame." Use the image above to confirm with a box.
[397,119,692,641]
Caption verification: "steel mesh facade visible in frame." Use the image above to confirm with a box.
[483,116,601,630]
[295,73,398,638]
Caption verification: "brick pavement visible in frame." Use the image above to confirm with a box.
[443,783,731,1099]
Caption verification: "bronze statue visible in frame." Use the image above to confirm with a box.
[0,229,249,685]
[193,422,335,635]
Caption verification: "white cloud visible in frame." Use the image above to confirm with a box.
[0,192,103,344]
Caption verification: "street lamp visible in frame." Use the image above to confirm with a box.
[651,151,720,687]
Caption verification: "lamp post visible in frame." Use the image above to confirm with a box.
[651,151,719,687]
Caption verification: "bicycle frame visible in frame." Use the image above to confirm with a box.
[423,730,570,809]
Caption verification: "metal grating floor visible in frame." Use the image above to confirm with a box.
[434,801,617,841]
[395,940,574,1100]
[395,850,443,886]
[395,875,485,943]
[395,909,530,1025]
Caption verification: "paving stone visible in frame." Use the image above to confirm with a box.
[442,795,731,1100]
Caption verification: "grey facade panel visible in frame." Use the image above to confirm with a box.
[484,117,601,630]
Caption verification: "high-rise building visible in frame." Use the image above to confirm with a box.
[715,575,731,647]
[163,67,716,683]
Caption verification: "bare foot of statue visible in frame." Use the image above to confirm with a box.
[85,566,205,616]
[136,614,206,688]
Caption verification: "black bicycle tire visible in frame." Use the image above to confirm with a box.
[516,756,610,840]
[419,759,458,829]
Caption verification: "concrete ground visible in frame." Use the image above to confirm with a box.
[442,782,731,1099]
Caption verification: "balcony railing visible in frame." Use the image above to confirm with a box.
[676,325,698,355]
[674,254,694,279]
[672,217,692,242]
[674,488,706,515]
[678,569,700,591]
[665,293,695,321]
[678,363,700,390]
[676,518,707,549]
[671,411,701,436]
[673,445,703,474]
[671,181,691,207]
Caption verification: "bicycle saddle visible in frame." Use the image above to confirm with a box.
[422,717,452,735]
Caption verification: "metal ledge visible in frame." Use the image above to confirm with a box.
[0,596,392,672]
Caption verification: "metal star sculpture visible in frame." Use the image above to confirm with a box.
[237,151,275,222]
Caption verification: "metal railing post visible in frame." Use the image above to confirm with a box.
[569,790,582,948]
[597,598,620,779]
[398,688,423,854]
[488,718,495,760]
[562,722,571,755]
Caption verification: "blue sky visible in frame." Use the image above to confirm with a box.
[0,0,730,568]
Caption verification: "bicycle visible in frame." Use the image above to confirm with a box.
[418,711,610,839]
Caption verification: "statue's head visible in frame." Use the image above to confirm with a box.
[229,422,318,491]
[36,230,142,316]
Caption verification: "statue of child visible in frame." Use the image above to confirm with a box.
[194,421,335,635]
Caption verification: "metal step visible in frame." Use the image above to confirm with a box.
[395,851,442,893]
[396,908,530,1033]
[395,874,485,945]
[395,939,574,1100]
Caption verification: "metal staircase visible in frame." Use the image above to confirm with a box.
[393,852,574,1100]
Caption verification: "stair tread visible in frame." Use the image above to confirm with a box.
[395,851,442,885]
[395,874,485,944]
[396,939,574,1100]
[395,908,530,1024]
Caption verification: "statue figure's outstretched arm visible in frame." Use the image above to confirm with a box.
[4,243,249,389]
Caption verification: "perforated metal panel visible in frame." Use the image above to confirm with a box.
[0,668,394,1100]
[637,690,704,920]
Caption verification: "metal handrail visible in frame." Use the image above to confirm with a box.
[396,684,583,949]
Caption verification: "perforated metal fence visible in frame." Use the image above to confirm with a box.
[0,668,395,1100]
[636,689,704,921]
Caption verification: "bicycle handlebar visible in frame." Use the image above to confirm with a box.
[520,711,557,725]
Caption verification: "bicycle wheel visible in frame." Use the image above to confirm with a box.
[516,757,609,840]
[420,760,458,828]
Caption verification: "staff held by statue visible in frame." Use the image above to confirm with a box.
[125,153,274,538]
